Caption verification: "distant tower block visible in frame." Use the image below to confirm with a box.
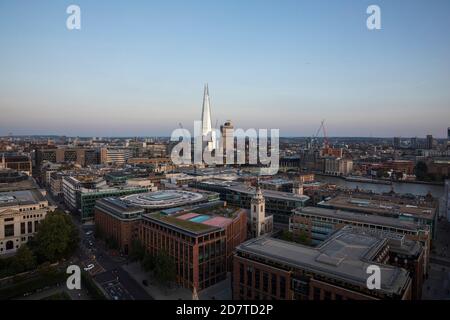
[0,153,5,169]
[220,120,234,165]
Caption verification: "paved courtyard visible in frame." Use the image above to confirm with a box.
[423,218,450,299]
[122,262,232,300]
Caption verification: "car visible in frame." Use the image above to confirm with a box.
[85,231,93,236]
[84,264,95,271]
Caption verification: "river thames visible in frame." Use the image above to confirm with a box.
[316,175,445,198]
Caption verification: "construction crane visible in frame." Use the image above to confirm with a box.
[310,119,329,149]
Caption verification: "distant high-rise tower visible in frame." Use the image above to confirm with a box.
[426,135,434,150]
[220,120,234,164]
[410,137,417,149]
[0,153,5,169]
[393,137,401,149]
[201,84,216,152]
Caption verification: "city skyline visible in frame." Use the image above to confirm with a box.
[1,0,450,137]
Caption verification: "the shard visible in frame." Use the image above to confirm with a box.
[201,84,216,151]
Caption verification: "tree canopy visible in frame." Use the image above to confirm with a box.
[32,210,79,263]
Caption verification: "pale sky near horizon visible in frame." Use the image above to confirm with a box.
[0,0,449,138]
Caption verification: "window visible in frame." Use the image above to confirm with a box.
[335,294,342,300]
[280,276,286,299]
[21,222,26,235]
[324,291,332,300]
[271,273,277,296]
[4,224,14,237]
[313,287,321,300]
[263,273,269,292]
[239,263,244,284]
[246,267,253,286]
[255,269,260,289]
[27,221,32,233]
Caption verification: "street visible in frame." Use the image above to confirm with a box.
[45,191,153,300]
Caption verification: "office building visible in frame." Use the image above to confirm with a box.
[94,197,144,254]
[324,158,353,176]
[139,201,247,291]
[318,195,437,238]
[233,227,413,300]
[220,120,234,164]
[0,168,28,184]
[426,135,434,150]
[121,189,218,213]
[192,180,309,226]
[290,207,428,299]
[445,180,450,221]
[0,153,32,176]
[36,147,100,167]
[79,186,148,221]
[62,175,148,221]
[0,189,52,256]
[62,175,107,211]
[100,147,133,165]
[410,137,418,149]
[393,137,401,149]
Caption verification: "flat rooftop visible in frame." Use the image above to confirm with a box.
[122,189,207,209]
[0,189,45,207]
[320,196,436,220]
[146,212,219,234]
[143,201,246,235]
[295,206,425,232]
[237,230,411,296]
[227,184,310,202]
[260,178,293,186]
[95,197,144,219]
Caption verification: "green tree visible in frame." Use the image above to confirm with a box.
[33,211,79,263]
[295,230,311,245]
[10,245,37,273]
[129,239,145,262]
[141,252,155,272]
[415,161,428,181]
[154,251,176,284]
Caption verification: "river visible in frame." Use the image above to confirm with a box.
[316,175,445,198]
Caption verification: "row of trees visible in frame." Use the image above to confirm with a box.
[0,210,79,278]
[129,239,176,285]
[414,161,448,182]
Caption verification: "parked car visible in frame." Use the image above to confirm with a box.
[84,264,95,271]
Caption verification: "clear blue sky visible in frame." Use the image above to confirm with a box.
[0,0,449,137]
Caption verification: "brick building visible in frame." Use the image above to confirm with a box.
[94,197,144,254]
[233,227,413,300]
[139,202,247,291]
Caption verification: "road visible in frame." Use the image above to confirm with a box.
[45,191,153,300]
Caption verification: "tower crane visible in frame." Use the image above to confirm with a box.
[310,119,329,149]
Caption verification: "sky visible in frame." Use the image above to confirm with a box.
[0,0,449,138]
